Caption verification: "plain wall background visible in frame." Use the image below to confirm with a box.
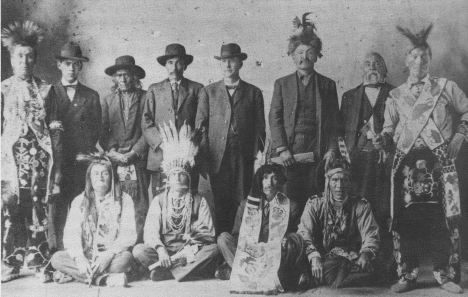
[2,0,468,254]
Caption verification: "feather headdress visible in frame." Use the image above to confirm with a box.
[288,12,323,57]
[159,120,202,175]
[1,20,44,51]
[396,23,433,54]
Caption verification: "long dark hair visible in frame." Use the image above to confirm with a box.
[81,158,121,258]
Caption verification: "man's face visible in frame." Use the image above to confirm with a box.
[405,47,431,80]
[114,69,134,91]
[329,172,350,202]
[292,44,317,72]
[220,57,242,79]
[90,164,111,195]
[168,170,189,191]
[165,57,185,81]
[262,172,281,200]
[363,54,386,85]
[11,45,35,80]
[57,59,82,83]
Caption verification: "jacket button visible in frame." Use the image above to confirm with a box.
[222,136,225,140]
[225,121,228,124]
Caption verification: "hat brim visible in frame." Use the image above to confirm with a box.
[214,53,248,61]
[157,54,193,66]
[55,55,89,62]
[105,64,146,79]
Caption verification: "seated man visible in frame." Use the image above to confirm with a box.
[133,122,219,282]
[217,163,308,293]
[50,156,137,287]
[297,157,380,288]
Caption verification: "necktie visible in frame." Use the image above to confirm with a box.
[172,82,179,111]
[64,85,77,89]
[263,201,270,219]
[225,85,236,90]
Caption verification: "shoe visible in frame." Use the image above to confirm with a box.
[36,267,53,283]
[53,270,74,284]
[1,264,21,283]
[440,282,463,294]
[215,263,232,280]
[4,248,25,267]
[106,273,128,287]
[391,278,415,293]
[150,267,172,282]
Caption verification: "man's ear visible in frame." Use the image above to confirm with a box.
[56,60,62,69]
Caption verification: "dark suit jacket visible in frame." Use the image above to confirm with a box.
[195,80,266,174]
[53,81,101,162]
[142,78,203,171]
[269,71,339,158]
[340,82,395,154]
[100,88,148,158]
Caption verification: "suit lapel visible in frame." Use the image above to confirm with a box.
[177,78,189,111]
[219,80,231,107]
[111,92,127,129]
[233,80,245,106]
[285,74,298,119]
[163,79,174,110]
[66,83,88,119]
[351,84,365,133]
[126,90,142,129]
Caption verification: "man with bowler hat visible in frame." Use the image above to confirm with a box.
[53,42,101,251]
[100,55,149,243]
[196,43,266,234]
[142,44,203,197]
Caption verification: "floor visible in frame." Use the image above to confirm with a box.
[2,261,467,297]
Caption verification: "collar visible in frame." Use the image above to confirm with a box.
[95,192,112,208]
[224,79,240,88]
[407,74,429,88]
[62,78,78,87]
[169,77,183,86]
[296,70,315,80]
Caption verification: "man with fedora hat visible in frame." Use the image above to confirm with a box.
[100,55,149,243]
[196,43,266,235]
[53,41,101,250]
[142,43,203,197]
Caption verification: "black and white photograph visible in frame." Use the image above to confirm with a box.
[1,0,468,296]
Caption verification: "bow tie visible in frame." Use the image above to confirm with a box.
[64,85,77,89]
[226,85,237,90]
[364,83,382,89]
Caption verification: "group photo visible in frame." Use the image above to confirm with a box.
[1,0,468,296]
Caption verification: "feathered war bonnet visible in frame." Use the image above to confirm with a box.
[396,23,433,58]
[1,20,44,53]
[159,121,203,180]
[288,12,323,57]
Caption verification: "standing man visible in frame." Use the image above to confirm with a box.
[142,44,203,197]
[382,24,467,294]
[196,43,266,235]
[101,55,149,243]
[269,14,340,210]
[1,20,62,282]
[54,42,101,251]
[340,52,395,274]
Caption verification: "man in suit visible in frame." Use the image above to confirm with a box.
[53,42,101,250]
[196,43,266,234]
[100,55,149,243]
[269,17,339,211]
[340,52,395,277]
[142,44,203,197]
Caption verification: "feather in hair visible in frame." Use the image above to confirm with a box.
[1,20,44,50]
[396,23,433,47]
